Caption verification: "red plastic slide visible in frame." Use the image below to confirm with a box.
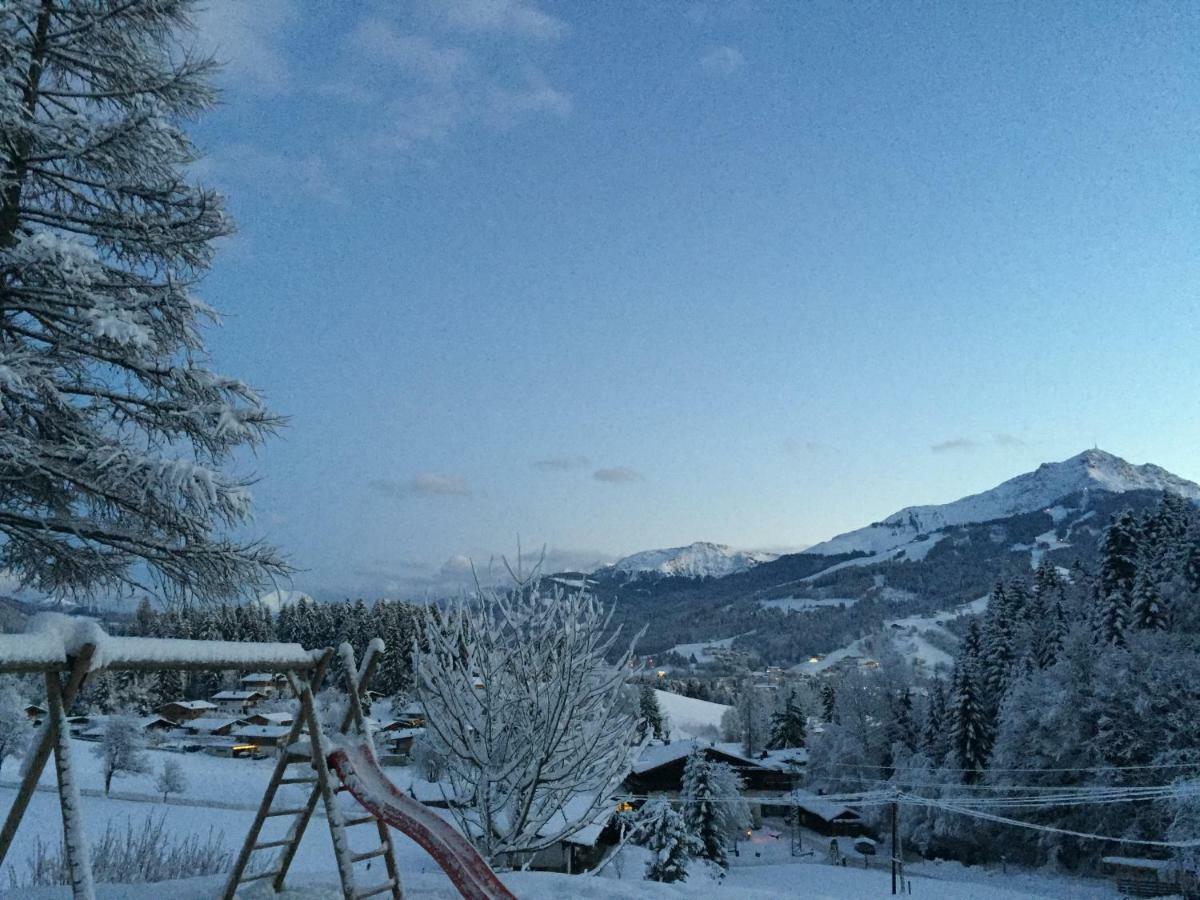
[326,743,517,900]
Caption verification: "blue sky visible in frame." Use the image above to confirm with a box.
[189,0,1200,597]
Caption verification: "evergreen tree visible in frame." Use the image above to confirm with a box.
[0,0,289,602]
[949,624,991,781]
[638,682,667,742]
[635,799,699,883]
[681,748,746,868]
[1094,512,1139,644]
[1129,565,1169,631]
[768,693,807,750]
[921,676,949,763]
[736,683,769,756]
[819,681,837,722]
[888,687,918,753]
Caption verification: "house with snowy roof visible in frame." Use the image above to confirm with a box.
[158,699,217,721]
[239,672,287,696]
[210,689,266,713]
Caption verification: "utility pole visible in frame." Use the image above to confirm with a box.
[891,795,898,895]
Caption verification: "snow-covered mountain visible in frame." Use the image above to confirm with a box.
[607,542,775,580]
[806,449,1200,559]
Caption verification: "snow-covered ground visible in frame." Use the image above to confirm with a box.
[757,596,858,612]
[791,596,989,677]
[664,633,750,663]
[653,689,728,740]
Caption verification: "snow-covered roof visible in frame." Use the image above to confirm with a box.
[212,690,265,701]
[631,741,696,774]
[535,794,616,847]
[162,700,216,710]
[791,789,861,822]
[184,718,240,733]
[0,614,320,673]
[246,711,293,723]
[232,725,291,739]
[240,672,281,682]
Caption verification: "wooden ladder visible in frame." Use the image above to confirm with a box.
[222,644,402,899]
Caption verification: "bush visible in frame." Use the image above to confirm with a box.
[9,814,231,887]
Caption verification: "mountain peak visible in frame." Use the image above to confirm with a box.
[608,542,774,579]
[807,449,1199,558]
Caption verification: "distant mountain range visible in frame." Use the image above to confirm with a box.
[567,450,1199,666]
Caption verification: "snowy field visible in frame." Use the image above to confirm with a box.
[1,737,1123,899]
[653,689,728,740]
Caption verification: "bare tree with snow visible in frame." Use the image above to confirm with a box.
[92,714,150,795]
[155,756,186,802]
[413,560,642,864]
[0,683,29,776]
[0,0,288,604]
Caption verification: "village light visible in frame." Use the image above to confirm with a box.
[656,670,666,678]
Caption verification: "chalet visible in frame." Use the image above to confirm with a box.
[625,741,797,798]
[1101,856,1195,899]
[240,711,294,728]
[158,700,217,722]
[229,724,292,750]
[210,689,266,713]
[390,703,425,729]
[788,789,869,837]
[79,716,178,741]
[496,795,623,874]
[23,704,46,722]
[379,725,422,757]
[183,717,241,737]
[239,673,286,697]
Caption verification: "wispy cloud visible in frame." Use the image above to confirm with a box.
[701,46,745,76]
[594,466,643,483]
[370,473,474,498]
[208,144,345,204]
[424,0,568,42]
[532,455,591,472]
[931,437,979,454]
[932,433,1027,453]
[192,0,298,96]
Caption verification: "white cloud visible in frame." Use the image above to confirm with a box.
[700,45,746,76]
[350,20,471,83]
[426,0,568,42]
[210,144,344,204]
[192,0,297,95]
[931,437,979,454]
[370,473,474,498]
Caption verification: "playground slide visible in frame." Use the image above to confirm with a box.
[327,743,517,900]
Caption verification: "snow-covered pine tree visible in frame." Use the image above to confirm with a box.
[0,0,289,604]
[949,624,991,782]
[635,799,700,883]
[1129,563,1169,631]
[1094,511,1139,644]
[921,676,949,764]
[638,682,667,742]
[681,747,747,869]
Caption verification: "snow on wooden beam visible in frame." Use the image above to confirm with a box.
[0,614,321,673]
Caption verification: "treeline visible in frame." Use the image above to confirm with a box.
[80,598,424,714]
[808,492,1200,871]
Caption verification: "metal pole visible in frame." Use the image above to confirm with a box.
[891,797,898,895]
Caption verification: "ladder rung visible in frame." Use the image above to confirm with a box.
[345,814,377,827]
[264,807,307,818]
[355,880,396,899]
[285,752,311,763]
[351,846,388,863]
[239,868,282,883]
[280,776,317,784]
[253,838,292,850]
